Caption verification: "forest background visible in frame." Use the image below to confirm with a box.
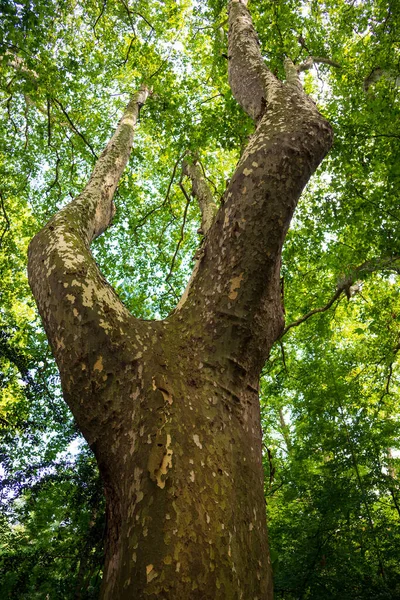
[0,0,399,598]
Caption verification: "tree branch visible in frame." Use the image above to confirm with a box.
[228,0,280,121]
[281,286,344,337]
[298,56,342,72]
[281,256,400,337]
[118,0,154,37]
[364,67,400,91]
[45,149,62,198]
[0,190,11,248]
[380,343,399,402]
[132,152,184,233]
[52,98,98,160]
[28,88,150,440]
[93,0,107,38]
[166,183,191,280]
[173,1,333,375]
[123,37,135,66]
[47,97,52,146]
[119,0,136,36]
[29,87,150,275]
[182,158,218,235]
[133,10,154,33]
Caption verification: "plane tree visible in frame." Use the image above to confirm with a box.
[0,0,399,598]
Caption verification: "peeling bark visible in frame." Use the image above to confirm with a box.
[28,2,333,599]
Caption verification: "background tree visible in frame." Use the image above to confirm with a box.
[0,0,399,599]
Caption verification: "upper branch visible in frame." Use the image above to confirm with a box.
[298,56,342,72]
[73,86,150,244]
[28,89,150,438]
[172,3,333,375]
[228,0,279,121]
[182,158,218,235]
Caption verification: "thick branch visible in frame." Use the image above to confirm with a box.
[284,57,303,91]
[182,159,218,235]
[173,3,333,376]
[228,0,280,120]
[65,86,149,244]
[28,88,150,442]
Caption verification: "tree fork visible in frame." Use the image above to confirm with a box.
[28,2,333,598]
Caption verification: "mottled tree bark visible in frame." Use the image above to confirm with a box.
[28,2,333,598]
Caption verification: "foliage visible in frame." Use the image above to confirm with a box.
[1,448,104,599]
[0,0,399,597]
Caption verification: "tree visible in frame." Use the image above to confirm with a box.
[1,0,400,598]
[26,0,334,596]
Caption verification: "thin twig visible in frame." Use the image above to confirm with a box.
[281,256,400,337]
[93,0,107,38]
[281,287,344,337]
[149,58,169,80]
[166,183,191,281]
[6,95,18,133]
[119,0,136,36]
[197,159,219,194]
[123,37,135,66]
[380,345,399,403]
[45,149,62,200]
[24,96,29,150]
[265,482,285,497]
[53,98,98,159]
[197,93,224,106]
[279,340,288,373]
[335,394,387,579]
[298,56,342,72]
[350,179,400,223]
[47,96,51,146]
[134,10,154,32]
[0,191,11,248]
[132,152,185,232]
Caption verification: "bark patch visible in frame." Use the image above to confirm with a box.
[229,273,244,300]
[94,356,104,372]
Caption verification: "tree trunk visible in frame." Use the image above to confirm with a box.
[28,1,333,598]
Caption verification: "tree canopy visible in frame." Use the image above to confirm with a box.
[0,0,399,598]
